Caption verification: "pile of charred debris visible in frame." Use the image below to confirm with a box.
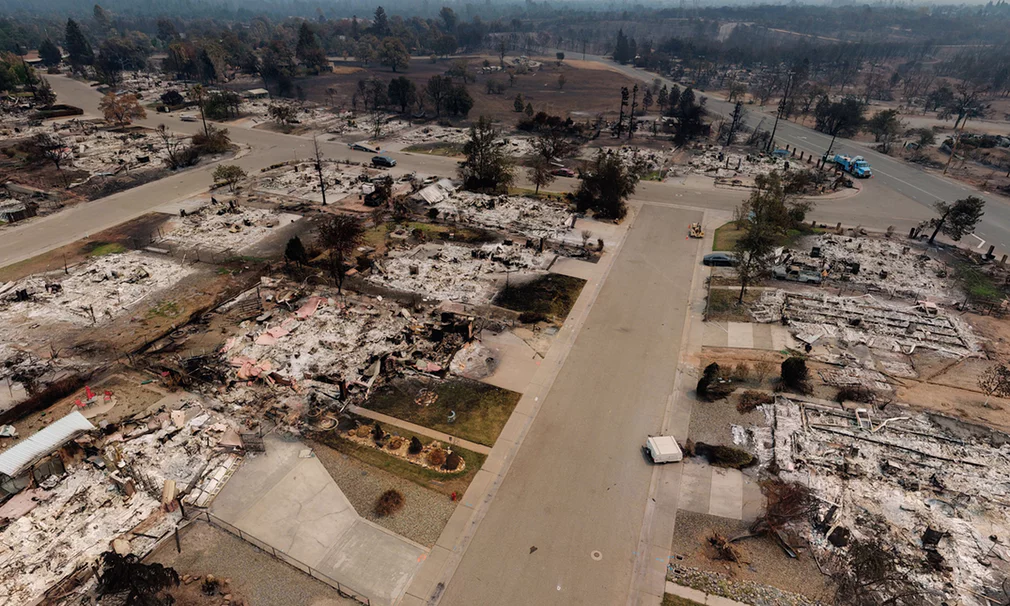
[150,276,509,432]
[733,395,1010,606]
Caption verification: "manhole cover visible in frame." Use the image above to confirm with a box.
[591,550,603,561]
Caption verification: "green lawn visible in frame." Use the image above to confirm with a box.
[712,223,745,252]
[311,416,486,497]
[364,378,521,447]
[495,274,586,322]
[85,241,127,256]
[402,142,464,156]
[707,287,760,322]
[713,222,826,252]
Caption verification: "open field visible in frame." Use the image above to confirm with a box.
[282,55,643,126]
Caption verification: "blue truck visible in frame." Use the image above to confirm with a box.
[827,153,872,178]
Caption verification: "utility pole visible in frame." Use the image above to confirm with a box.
[313,135,327,205]
[629,85,638,140]
[765,70,794,153]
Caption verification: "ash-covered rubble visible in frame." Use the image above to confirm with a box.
[252,161,363,202]
[735,395,1010,606]
[783,235,957,303]
[0,399,242,606]
[0,251,195,327]
[751,290,980,357]
[399,125,536,155]
[158,204,301,252]
[431,191,575,240]
[599,145,673,176]
[683,147,787,179]
[217,282,477,411]
[367,242,553,304]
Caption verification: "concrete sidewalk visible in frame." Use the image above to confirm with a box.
[211,435,426,606]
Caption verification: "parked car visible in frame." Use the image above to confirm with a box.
[349,142,379,153]
[551,167,576,178]
[371,155,396,168]
[643,436,683,464]
[773,265,823,284]
[179,115,198,122]
[703,252,738,267]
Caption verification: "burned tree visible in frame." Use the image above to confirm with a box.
[96,551,180,606]
[318,214,364,294]
[27,133,73,187]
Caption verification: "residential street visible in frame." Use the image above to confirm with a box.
[438,204,700,606]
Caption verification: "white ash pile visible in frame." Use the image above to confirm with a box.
[160,205,300,251]
[244,100,348,132]
[69,128,165,175]
[225,292,416,384]
[113,70,175,97]
[742,396,1010,606]
[368,242,552,304]
[0,400,239,606]
[253,161,361,202]
[751,290,980,356]
[432,192,574,240]
[599,146,673,175]
[0,251,195,327]
[400,125,535,154]
[684,147,786,178]
[786,235,957,303]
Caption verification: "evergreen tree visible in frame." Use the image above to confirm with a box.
[64,19,94,67]
[613,29,630,64]
[38,39,62,67]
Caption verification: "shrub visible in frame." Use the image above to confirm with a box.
[731,363,751,382]
[780,357,809,393]
[693,442,755,469]
[443,451,463,471]
[697,362,721,399]
[705,380,735,402]
[387,436,404,450]
[836,386,874,404]
[408,436,423,455]
[374,489,405,517]
[738,390,774,413]
[427,447,447,467]
[753,360,775,384]
[192,126,232,154]
[372,422,384,443]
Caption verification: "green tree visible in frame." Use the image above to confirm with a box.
[268,103,298,125]
[378,37,410,73]
[426,74,453,116]
[928,196,985,244]
[513,93,524,112]
[296,23,328,74]
[64,19,93,67]
[574,150,638,220]
[34,79,56,107]
[213,164,246,191]
[613,28,631,64]
[459,115,515,193]
[527,155,555,194]
[525,102,534,117]
[814,96,865,139]
[445,83,473,117]
[203,90,242,120]
[318,214,364,293]
[372,6,390,37]
[387,76,417,114]
[38,39,62,67]
[865,109,905,153]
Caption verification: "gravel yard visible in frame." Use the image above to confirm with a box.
[148,520,356,606]
[310,439,457,548]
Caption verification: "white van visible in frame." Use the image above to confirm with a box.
[643,436,683,464]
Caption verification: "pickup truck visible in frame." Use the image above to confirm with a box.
[773,265,823,284]
[827,153,872,178]
[643,436,683,464]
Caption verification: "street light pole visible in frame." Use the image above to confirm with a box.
[765,70,794,153]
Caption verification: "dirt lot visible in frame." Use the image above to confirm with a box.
[281,55,641,126]
[148,520,356,606]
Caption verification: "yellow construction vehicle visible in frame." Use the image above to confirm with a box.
[688,222,704,238]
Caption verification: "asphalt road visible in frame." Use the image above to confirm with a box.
[585,54,1010,255]
[439,204,701,606]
